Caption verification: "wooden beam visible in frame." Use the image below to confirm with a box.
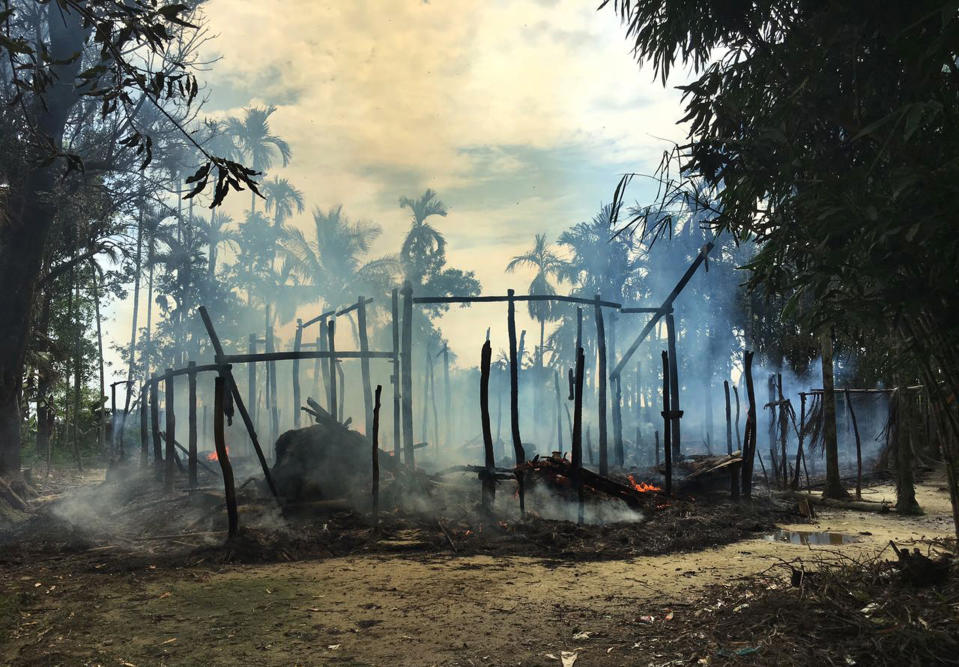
[412,293,622,308]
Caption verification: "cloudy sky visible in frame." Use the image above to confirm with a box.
[108,0,691,370]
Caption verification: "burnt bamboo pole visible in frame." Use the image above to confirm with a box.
[845,389,863,500]
[188,361,197,490]
[213,376,238,539]
[480,340,495,510]
[742,351,757,497]
[150,376,161,474]
[654,430,660,467]
[357,297,374,439]
[110,382,118,459]
[429,350,439,453]
[572,346,585,524]
[401,282,414,466]
[328,319,338,421]
[392,288,401,459]
[594,295,609,475]
[610,310,624,467]
[267,309,279,443]
[164,369,176,493]
[320,320,331,409]
[293,320,303,428]
[733,385,742,450]
[315,333,323,406]
[724,380,733,455]
[778,374,788,485]
[248,333,256,427]
[372,384,381,519]
[421,345,430,448]
[139,383,148,467]
[575,307,582,353]
[443,344,451,450]
[197,307,278,499]
[336,361,345,421]
[664,312,682,460]
[661,351,672,496]
[554,369,564,455]
[507,289,526,514]
[768,375,778,484]
[792,393,807,490]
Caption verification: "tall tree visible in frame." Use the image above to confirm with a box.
[227,106,292,216]
[506,234,563,368]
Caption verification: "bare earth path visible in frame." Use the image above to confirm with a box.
[1,472,954,666]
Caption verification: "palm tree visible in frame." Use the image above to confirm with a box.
[506,234,563,368]
[227,106,292,215]
[194,212,238,279]
[281,205,398,308]
[263,177,305,228]
[399,189,448,286]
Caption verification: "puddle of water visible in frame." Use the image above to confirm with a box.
[765,530,862,546]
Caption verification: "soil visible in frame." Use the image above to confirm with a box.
[0,466,955,666]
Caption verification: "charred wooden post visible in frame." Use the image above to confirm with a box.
[742,351,758,498]
[188,361,198,491]
[792,392,807,490]
[507,289,527,515]
[428,349,439,452]
[767,375,779,484]
[372,384,382,519]
[480,341,496,510]
[320,320,331,409]
[664,311,682,460]
[586,424,594,466]
[554,370,564,455]
[213,376,239,539]
[248,333,256,426]
[150,376,162,474]
[654,430,660,467]
[198,307,279,500]
[778,374,788,485]
[164,369,176,493]
[139,383,148,467]
[442,344,451,449]
[845,389,863,500]
[572,346,585,524]
[401,282,415,466]
[661,351,672,496]
[733,385,742,450]
[392,288,402,459]
[358,297,374,439]
[109,382,118,459]
[724,380,733,455]
[421,346,431,449]
[293,320,303,428]
[267,309,279,443]
[336,361,346,420]
[612,374,624,468]
[327,319,338,421]
[594,295,609,475]
[575,306,582,353]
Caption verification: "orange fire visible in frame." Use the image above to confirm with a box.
[207,446,229,462]
[627,475,662,493]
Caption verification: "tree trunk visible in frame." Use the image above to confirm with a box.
[821,330,847,499]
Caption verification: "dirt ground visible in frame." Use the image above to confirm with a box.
[0,469,955,666]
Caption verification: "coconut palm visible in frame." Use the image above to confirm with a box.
[281,205,398,308]
[399,189,448,286]
[263,176,305,228]
[506,233,563,368]
[227,106,292,214]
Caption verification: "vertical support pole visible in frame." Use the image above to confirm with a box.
[742,351,757,498]
[610,311,623,467]
[793,393,808,491]
[724,380,733,455]
[594,295,608,476]
[507,289,526,515]
[391,288,401,459]
[327,319,338,421]
[314,333,323,405]
[267,308,279,443]
[845,389,863,500]
[372,384,381,519]
[401,282,414,466]
[139,383,148,468]
[768,374,778,483]
[572,346,585,524]
[654,430,660,467]
[319,321,330,407]
[164,369,175,493]
[778,373,788,485]
[443,345,451,450]
[247,333,256,426]
[705,379,714,453]
[734,385,742,450]
[188,361,198,490]
[661,351,672,496]
[110,383,118,459]
[480,340,496,510]
[358,297,373,438]
[554,370,564,455]
[293,320,303,428]
[213,376,238,539]
[150,376,161,474]
[664,311,682,460]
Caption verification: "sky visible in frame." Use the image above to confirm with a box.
[106,0,691,373]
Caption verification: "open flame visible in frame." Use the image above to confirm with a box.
[207,446,229,462]
[627,475,662,493]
